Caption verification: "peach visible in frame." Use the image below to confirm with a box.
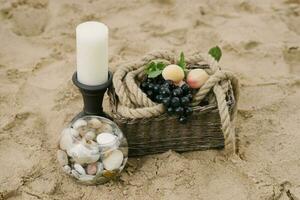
[162,64,184,83]
[187,69,209,89]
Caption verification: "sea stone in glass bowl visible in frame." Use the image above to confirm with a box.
[57,116,128,185]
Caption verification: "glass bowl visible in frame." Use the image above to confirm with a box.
[57,116,128,185]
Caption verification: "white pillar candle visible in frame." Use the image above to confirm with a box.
[76,21,108,86]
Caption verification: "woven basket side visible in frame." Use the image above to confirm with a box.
[118,107,226,156]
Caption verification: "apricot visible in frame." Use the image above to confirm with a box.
[162,64,184,83]
[187,69,209,89]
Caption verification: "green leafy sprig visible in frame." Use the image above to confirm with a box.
[177,52,186,70]
[208,46,222,61]
[145,61,167,78]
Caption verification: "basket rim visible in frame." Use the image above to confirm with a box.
[111,94,235,124]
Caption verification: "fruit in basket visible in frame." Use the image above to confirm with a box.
[155,94,164,103]
[160,87,171,96]
[162,80,173,88]
[172,87,183,97]
[171,97,180,107]
[180,96,190,106]
[140,81,148,90]
[187,69,209,89]
[175,107,184,115]
[175,80,185,87]
[140,75,195,123]
[181,83,190,94]
[185,107,193,115]
[162,64,184,83]
[186,93,193,101]
[179,116,187,123]
[167,107,174,115]
[162,97,171,106]
[139,52,199,123]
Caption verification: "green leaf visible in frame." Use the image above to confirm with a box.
[145,61,167,78]
[177,52,186,70]
[208,46,222,61]
[148,70,162,78]
[146,62,155,72]
[156,62,166,70]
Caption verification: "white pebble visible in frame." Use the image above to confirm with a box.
[103,150,124,171]
[71,169,80,178]
[57,150,68,166]
[78,174,94,182]
[73,119,87,129]
[63,165,71,174]
[100,124,113,133]
[60,129,75,151]
[74,163,86,175]
[96,132,117,146]
[86,163,98,175]
[89,118,103,129]
[70,128,79,137]
[67,142,100,164]
[84,131,96,141]
[96,162,104,175]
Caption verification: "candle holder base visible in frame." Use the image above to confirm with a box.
[72,71,113,121]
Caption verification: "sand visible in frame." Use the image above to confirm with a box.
[0,0,300,199]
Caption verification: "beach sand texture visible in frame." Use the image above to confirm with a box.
[1,0,300,199]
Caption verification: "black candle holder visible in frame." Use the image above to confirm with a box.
[72,71,112,121]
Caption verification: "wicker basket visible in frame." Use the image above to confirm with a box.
[108,51,239,156]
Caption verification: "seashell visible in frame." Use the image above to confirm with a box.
[103,150,124,171]
[64,127,80,137]
[71,169,80,178]
[96,162,104,175]
[57,150,68,166]
[88,118,103,129]
[67,142,100,164]
[86,163,98,175]
[78,174,94,182]
[77,126,90,137]
[162,64,184,83]
[82,139,100,154]
[63,165,71,174]
[74,163,86,175]
[187,69,209,89]
[96,132,117,146]
[98,124,113,134]
[61,127,79,138]
[84,131,96,141]
[71,130,79,138]
[72,119,87,129]
[60,128,76,151]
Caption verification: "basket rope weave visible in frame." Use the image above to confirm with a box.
[109,50,240,154]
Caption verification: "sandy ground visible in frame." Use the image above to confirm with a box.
[0,0,300,199]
